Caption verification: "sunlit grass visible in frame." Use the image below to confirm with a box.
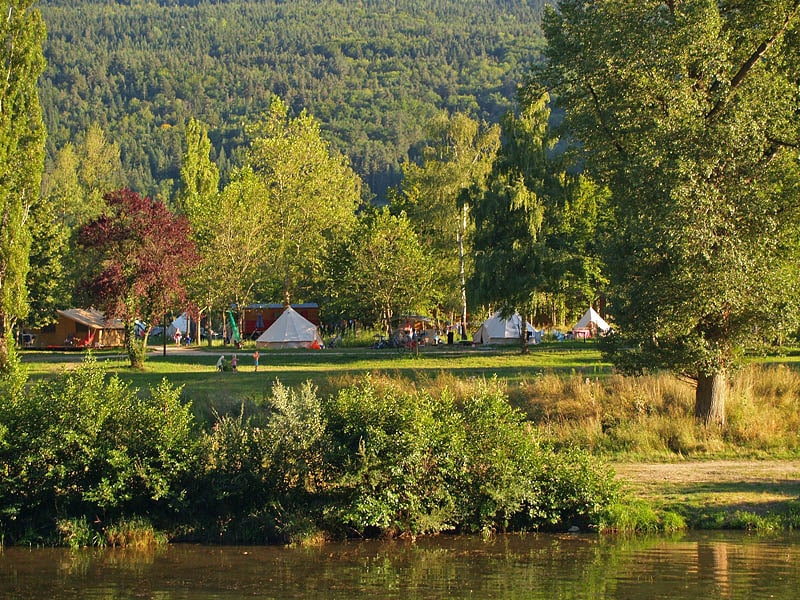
[21,344,800,456]
[22,343,610,422]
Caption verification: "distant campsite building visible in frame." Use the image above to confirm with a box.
[32,308,125,349]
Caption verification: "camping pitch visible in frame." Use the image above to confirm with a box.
[572,307,610,338]
[473,311,537,345]
[255,306,324,349]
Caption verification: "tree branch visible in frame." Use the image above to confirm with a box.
[766,134,800,150]
[706,2,800,122]
[588,83,627,157]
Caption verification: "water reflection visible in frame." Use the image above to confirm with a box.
[1,532,799,599]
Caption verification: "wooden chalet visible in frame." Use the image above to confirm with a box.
[33,308,125,349]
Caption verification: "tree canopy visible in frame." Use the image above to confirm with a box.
[244,98,363,305]
[77,189,198,367]
[470,89,608,338]
[327,207,435,333]
[536,0,800,423]
[392,112,500,331]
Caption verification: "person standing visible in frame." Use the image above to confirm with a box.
[231,353,238,371]
[253,350,259,372]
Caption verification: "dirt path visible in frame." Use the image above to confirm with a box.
[614,460,800,485]
[613,460,800,515]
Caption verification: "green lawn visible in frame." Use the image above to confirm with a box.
[22,341,800,427]
[21,342,609,419]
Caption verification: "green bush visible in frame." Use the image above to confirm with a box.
[659,510,687,533]
[56,517,102,549]
[104,516,168,548]
[601,500,662,534]
[323,377,619,537]
[0,359,624,544]
[323,376,462,537]
[527,446,619,531]
[452,382,548,534]
[201,382,331,544]
[201,407,272,541]
[0,356,201,543]
[599,499,687,534]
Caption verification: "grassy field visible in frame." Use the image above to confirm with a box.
[21,342,610,419]
[614,460,800,528]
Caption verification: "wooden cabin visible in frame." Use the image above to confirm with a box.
[33,308,125,349]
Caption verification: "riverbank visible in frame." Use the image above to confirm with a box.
[614,460,800,530]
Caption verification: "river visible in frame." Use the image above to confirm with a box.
[2,531,798,599]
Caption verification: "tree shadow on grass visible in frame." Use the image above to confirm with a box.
[656,480,800,523]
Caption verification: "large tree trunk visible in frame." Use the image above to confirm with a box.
[519,310,530,355]
[0,334,8,372]
[0,316,12,372]
[695,372,727,426]
[125,322,145,369]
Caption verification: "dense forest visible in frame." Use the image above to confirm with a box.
[39,0,551,201]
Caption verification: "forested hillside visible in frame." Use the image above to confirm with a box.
[38,0,550,201]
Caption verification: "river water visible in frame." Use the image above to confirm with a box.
[2,531,799,599]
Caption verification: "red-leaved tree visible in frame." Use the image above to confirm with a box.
[78,189,199,367]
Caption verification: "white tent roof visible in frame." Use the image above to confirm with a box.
[473,311,535,345]
[574,307,610,332]
[255,306,323,349]
[167,312,190,337]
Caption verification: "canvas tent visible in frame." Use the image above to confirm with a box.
[167,312,190,338]
[572,307,610,338]
[473,311,538,345]
[255,306,324,349]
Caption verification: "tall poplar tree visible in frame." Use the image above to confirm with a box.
[0,0,46,370]
[177,118,219,227]
[537,0,800,424]
[178,118,220,344]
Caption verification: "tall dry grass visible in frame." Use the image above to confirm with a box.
[512,365,800,458]
[332,365,800,459]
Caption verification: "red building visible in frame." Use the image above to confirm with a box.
[240,303,319,339]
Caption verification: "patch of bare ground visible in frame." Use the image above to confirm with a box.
[613,460,800,516]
